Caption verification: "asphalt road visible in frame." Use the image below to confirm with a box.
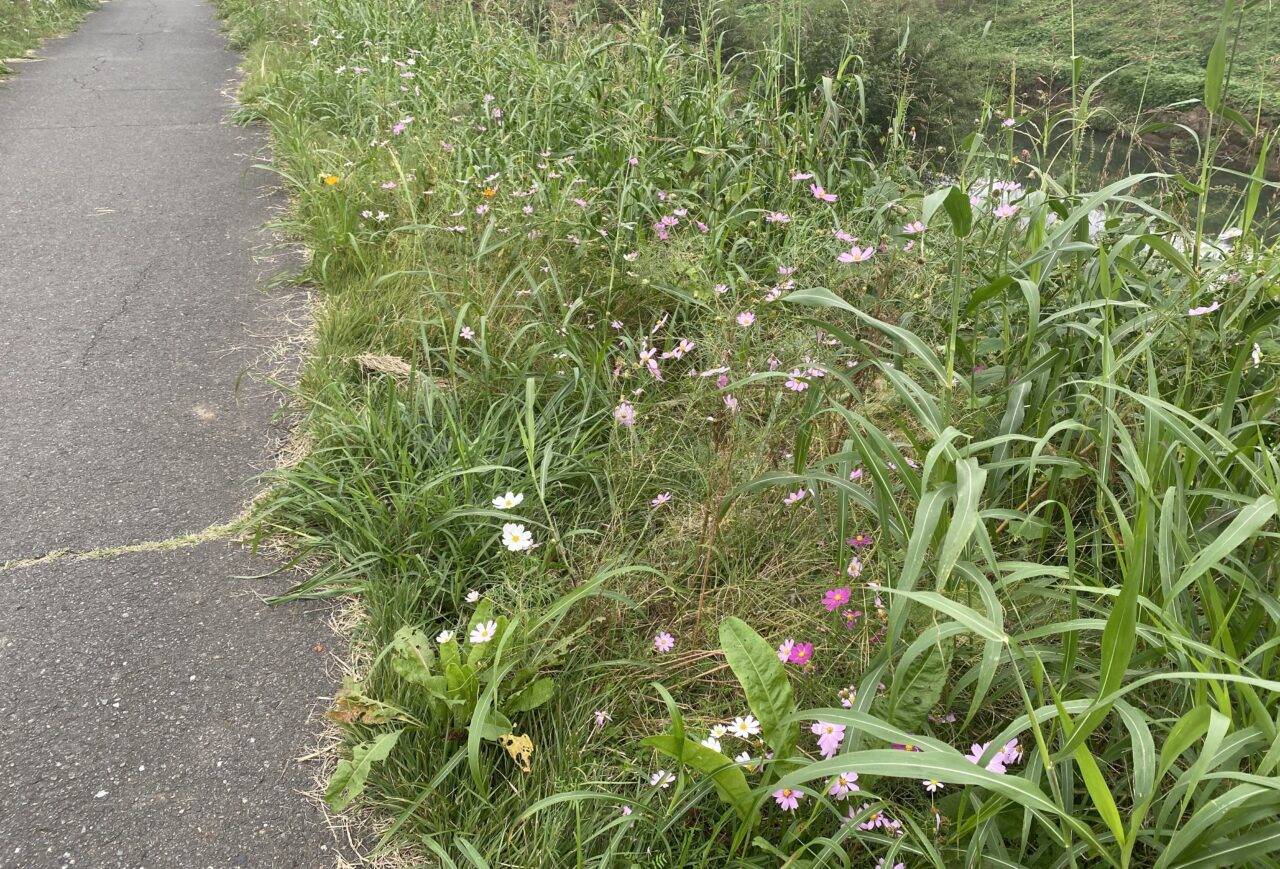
[0,0,340,865]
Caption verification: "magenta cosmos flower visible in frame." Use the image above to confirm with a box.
[773,787,802,811]
[787,642,814,666]
[848,533,873,548]
[823,587,852,612]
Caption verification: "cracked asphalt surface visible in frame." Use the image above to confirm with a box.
[0,0,341,866]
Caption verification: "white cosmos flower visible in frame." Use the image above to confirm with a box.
[650,769,675,788]
[492,491,524,509]
[700,736,722,753]
[735,751,752,764]
[436,630,454,644]
[710,724,728,739]
[502,523,534,552]
[469,620,498,644]
[465,590,481,603]
[731,715,761,738]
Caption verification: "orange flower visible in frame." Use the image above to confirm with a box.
[481,186,497,197]
[321,174,340,186]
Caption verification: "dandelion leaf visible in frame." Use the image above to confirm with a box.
[324,728,401,812]
[389,626,436,685]
[507,677,555,713]
[327,677,411,726]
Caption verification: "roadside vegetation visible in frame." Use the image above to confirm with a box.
[217,0,1280,864]
[0,0,97,70]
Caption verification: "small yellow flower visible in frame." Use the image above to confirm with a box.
[321,174,340,186]
[481,186,497,197]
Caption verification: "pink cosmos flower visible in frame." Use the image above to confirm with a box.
[713,283,729,294]
[776,638,796,662]
[381,181,397,189]
[993,203,1019,219]
[784,370,809,392]
[783,488,807,506]
[811,721,846,758]
[828,771,860,798]
[810,183,837,203]
[902,220,925,234]
[846,558,863,578]
[593,710,611,727]
[966,742,1007,774]
[764,212,791,223]
[460,325,475,340]
[833,229,855,243]
[1188,300,1222,316]
[790,171,814,180]
[622,251,639,261]
[724,394,739,413]
[787,642,814,666]
[628,156,639,165]
[1002,117,1016,128]
[651,492,672,507]
[653,632,675,653]
[613,401,637,426]
[736,311,756,328]
[848,533,873,548]
[773,788,801,811]
[838,246,875,263]
[620,805,633,815]
[823,588,851,612]
[650,769,675,787]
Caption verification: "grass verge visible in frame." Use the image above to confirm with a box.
[0,0,97,71]
[218,0,1280,865]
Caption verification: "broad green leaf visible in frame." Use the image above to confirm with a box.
[1075,742,1126,844]
[879,638,952,732]
[390,626,436,685]
[507,677,555,713]
[719,617,796,759]
[1203,2,1231,114]
[642,733,753,821]
[325,729,402,812]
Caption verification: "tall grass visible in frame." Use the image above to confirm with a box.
[0,0,97,65]
[216,0,1280,864]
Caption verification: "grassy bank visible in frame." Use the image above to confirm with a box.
[0,0,97,69]
[219,0,1280,865]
